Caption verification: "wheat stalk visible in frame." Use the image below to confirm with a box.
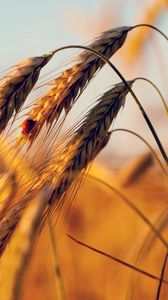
[134,77,168,115]
[18,26,131,141]
[112,128,167,176]
[156,252,168,300]
[0,53,53,133]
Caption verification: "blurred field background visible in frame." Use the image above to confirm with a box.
[0,0,168,299]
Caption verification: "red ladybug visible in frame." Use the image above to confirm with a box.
[22,119,36,135]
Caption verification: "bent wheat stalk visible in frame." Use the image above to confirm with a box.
[131,24,168,41]
[134,77,168,115]
[0,53,53,133]
[111,128,167,176]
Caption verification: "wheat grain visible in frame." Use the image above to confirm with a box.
[0,53,53,133]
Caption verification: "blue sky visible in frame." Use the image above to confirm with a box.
[0,0,140,66]
[0,0,166,65]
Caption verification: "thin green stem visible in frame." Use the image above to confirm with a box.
[135,77,168,115]
[111,128,167,176]
[131,24,168,42]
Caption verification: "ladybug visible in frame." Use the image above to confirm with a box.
[22,119,36,135]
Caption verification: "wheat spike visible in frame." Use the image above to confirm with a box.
[45,81,133,205]
[0,53,53,132]
[19,26,131,141]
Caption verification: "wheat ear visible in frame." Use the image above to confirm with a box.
[19,26,131,141]
[0,53,53,132]
[38,81,132,205]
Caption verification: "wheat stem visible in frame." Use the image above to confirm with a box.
[48,221,65,300]
[156,252,168,300]
[132,24,168,41]
[135,77,168,115]
[68,234,168,284]
[111,128,167,176]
